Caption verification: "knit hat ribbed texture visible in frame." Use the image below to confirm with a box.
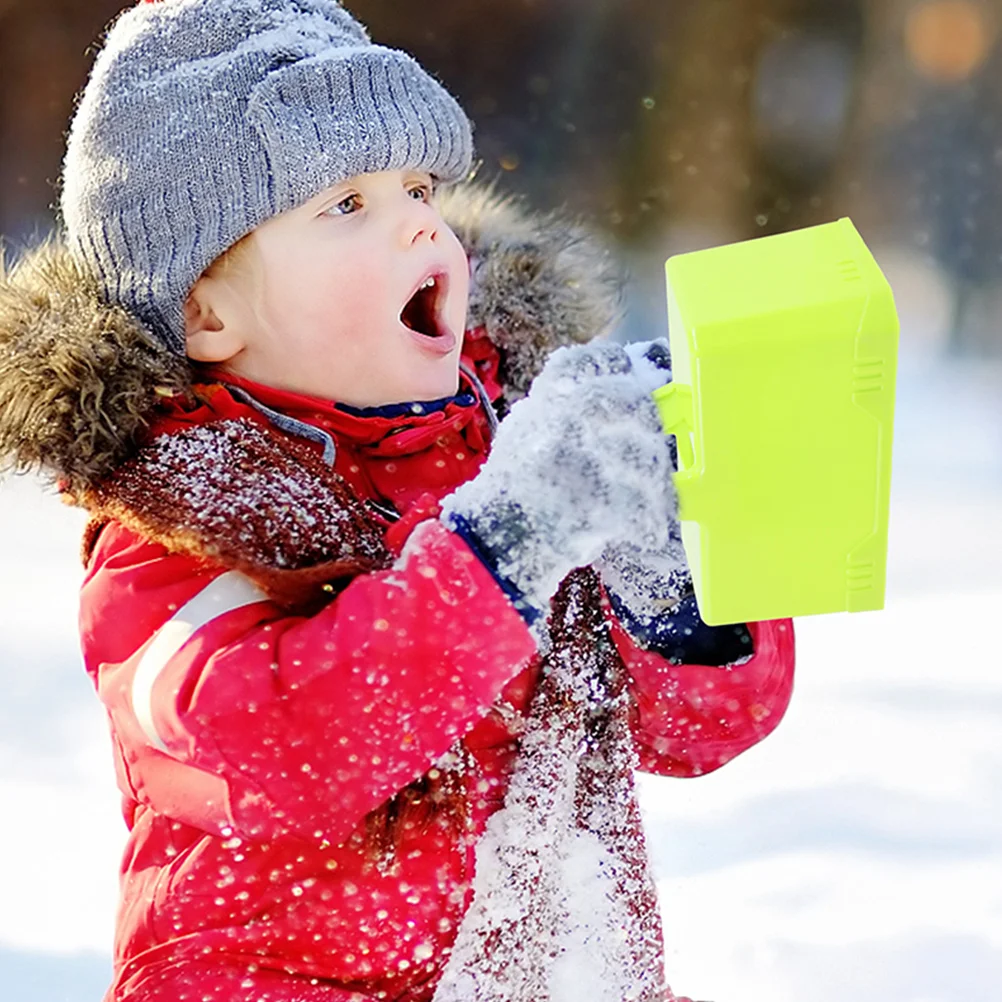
[60,0,475,355]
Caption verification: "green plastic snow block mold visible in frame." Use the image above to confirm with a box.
[652,218,899,626]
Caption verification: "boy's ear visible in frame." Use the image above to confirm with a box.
[184,278,246,363]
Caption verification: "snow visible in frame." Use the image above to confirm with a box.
[644,349,1002,1002]
[435,579,665,1002]
[645,588,1002,1001]
[125,418,372,567]
[0,347,1000,1001]
[440,342,678,613]
[0,480,120,973]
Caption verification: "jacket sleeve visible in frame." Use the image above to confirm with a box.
[80,519,536,846]
[603,595,795,777]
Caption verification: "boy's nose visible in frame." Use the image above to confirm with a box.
[399,201,439,247]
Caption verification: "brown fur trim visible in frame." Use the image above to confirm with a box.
[77,418,390,610]
[0,236,191,493]
[361,765,472,867]
[80,516,110,568]
[437,179,625,400]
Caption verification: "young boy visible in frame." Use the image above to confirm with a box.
[0,2,795,1000]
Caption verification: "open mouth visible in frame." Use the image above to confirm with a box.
[400,272,448,339]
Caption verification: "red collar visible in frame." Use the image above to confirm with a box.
[217,369,486,456]
[155,328,502,459]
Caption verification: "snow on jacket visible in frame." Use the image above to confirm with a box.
[0,183,795,1002]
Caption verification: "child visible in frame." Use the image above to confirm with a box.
[0,2,795,1000]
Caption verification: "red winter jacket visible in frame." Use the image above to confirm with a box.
[80,331,795,1002]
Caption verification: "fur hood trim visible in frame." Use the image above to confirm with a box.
[0,240,190,493]
[0,181,622,493]
[435,181,623,399]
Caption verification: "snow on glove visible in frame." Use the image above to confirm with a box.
[440,340,678,623]
[598,339,755,666]
[594,337,690,625]
[623,336,674,395]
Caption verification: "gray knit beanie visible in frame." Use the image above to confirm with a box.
[60,0,475,355]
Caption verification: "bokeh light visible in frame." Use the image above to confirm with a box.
[905,0,995,83]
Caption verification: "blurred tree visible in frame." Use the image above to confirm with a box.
[608,0,863,245]
[613,0,765,247]
[353,0,688,227]
[862,0,1002,354]
[748,0,865,234]
[0,0,123,242]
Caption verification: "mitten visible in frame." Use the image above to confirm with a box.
[440,341,677,622]
[596,339,755,666]
[595,337,687,625]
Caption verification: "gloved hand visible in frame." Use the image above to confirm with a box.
[623,337,674,395]
[439,340,678,621]
[596,339,755,666]
[593,337,689,626]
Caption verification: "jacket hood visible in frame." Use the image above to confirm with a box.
[0,180,622,494]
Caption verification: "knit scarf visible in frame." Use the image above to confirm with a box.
[79,415,672,1002]
[432,571,670,1002]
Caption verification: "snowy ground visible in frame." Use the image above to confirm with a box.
[0,348,999,1002]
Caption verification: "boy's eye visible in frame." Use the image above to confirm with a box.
[408,182,434,202]
[326,193,362,216]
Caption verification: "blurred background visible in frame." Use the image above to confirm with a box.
[1,1,1000,1000]
[7,0,1002,358]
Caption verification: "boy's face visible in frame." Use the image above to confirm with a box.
[185,169,470,408]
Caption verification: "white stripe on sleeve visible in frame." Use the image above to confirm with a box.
[131,571,270,754]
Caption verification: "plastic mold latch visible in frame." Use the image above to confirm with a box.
[651,381,695,469]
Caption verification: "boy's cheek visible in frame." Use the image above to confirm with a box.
[299,272,380,328]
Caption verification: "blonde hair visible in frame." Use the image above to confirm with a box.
[184,231,263,367]
[204,231,259,281]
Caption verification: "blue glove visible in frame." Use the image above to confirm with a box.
[608,587,755,666]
